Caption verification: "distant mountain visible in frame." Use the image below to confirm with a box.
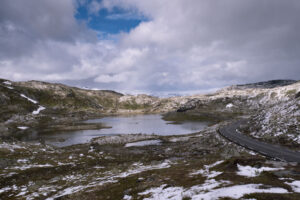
[235,79,297,89]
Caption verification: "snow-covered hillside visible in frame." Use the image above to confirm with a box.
[174,80,300,146]
[246,82,300,146]
[211,81,300,146]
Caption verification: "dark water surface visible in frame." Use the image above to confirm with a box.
[27,114,210,147]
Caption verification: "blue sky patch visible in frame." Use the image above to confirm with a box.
[76,1,146,36]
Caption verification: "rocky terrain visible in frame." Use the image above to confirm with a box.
[0,79,180,139]
[172,79,300,149]
[1,78,300,199]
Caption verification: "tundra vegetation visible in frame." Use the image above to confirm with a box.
[0,79,300,199]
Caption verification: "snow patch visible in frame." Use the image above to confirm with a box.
[191,184,288,200]
[6,164,53,171]
[20,94,38,104]
[46,186,85,200]
[226,103,234,108]
[237,164,284,177]
[17,126,29,130]
[125,140,161,147]
[5,86,13,89]
[123,195,132,200]
[285,180,300,193]
[93,166,105,169]
[3,81,12,85]
[205,160,224,169]
[0,187,11,194]
[17,159,29,163]
[190,160,224,178]
[169,136,191,142]
[32,106,45,115]
[117,160,171,178]
[47,160,172,199]
[248,150,257,155]
[140,185,184,200]
[139,183,288,200]
[0,142,25,152]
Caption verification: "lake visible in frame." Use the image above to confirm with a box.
[29,114,210,147]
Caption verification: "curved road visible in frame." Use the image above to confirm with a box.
[219,120,300,163]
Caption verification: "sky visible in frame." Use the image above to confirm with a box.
[1,0,300,95]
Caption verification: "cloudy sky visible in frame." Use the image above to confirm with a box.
[1,0,300,95]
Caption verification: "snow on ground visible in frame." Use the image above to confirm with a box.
[205,161,224,169]
[169,136,191,142]
[196,81,300,145]
[32,106,45,115]
[123,195,132,200]
[0,142,25,152]
[17,126,29,130]
[14,92,47,115]
[3,81,12,85]
[6,160,171,199]
[5,164,53,171]
[247,150,257,155]
[135,160,288,199]
[285,180,300,193]
[17,159,29,163]
[190,169,222,179]
[116,161,171,178]
[93,166,105,169]
[20,94,38,104]
[5,86,13,89]
[139,184,184,200]
[46,186,86,200]
[125,140,161,147]
[139,182,288,200]
[190,184,288,200]
[0,187,11,194]
[252,98,300,141]
[237,164,284,177]
[243,83,300,143]
[190,160,224,178]
[226,103,233,108]
[45,160,172,199]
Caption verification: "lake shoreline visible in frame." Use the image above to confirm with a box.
[16,114,211,147]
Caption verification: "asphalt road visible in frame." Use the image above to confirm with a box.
[219,120,300,163]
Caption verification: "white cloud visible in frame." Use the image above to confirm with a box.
[95,72,132,83]
[1,0,300,94]
[0,40,115,81]
[106,12,146,20]
[87,0,103,15]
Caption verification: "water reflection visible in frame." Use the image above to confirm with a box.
[86,114,208,135]
[31,114,209,147]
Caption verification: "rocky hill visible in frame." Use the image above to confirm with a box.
[175,79,300,148]
[1,78,299,148]
[0,78,182,136]
[0,79,183,115]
